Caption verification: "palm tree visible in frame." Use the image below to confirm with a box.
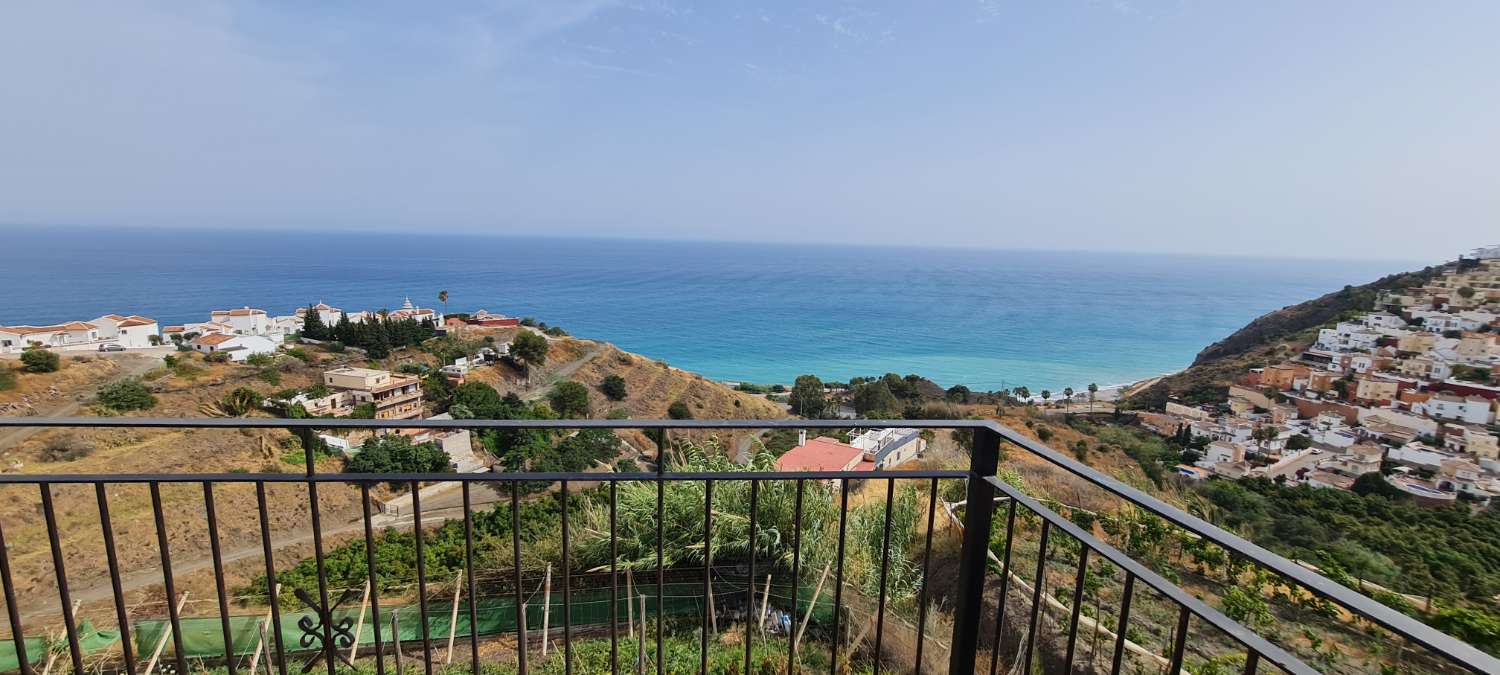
[1063,387,1074,415]
[1087,382,1099,410]
[1040,390,1052,407]
[438,290,449,317]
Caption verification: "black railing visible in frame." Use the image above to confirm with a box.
[0,417,1494,675]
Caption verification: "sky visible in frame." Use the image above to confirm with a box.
[0,1,1496,260]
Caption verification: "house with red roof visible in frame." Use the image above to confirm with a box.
[776,433,873,484]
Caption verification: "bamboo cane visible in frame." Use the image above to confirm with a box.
[540,564,552,658]
[706,569,717,635]
[793,564,831,658]
[445,570,463,664]
[249,583,281,673]
[625,569,635,637]
[757,574,772,641]
[143,592,190,675]
[636,593,646,675]
[259,619,274,675]
[347,581,370,662]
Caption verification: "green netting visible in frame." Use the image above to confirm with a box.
[126,580,830,662]
[2,579,830,672]
[0,621,120,673]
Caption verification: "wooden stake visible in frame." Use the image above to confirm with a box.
[758,574,772,629]
[347,581,370,663]
[758,574,772,641]
[636,593,646,675]
[259,619,274,675]
[250,583,280,674]
[445,570,463,664]
[625,569,635,637]
[144,592,190,675]
[793,564,831,659]
[706,569,718,635]
[540,564,552,658]
[391,609,402,675]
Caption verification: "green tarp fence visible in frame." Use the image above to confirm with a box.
[0,621,120,673]
[4,580,830,671]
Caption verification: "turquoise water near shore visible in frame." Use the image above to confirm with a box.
[0,227,1417,391]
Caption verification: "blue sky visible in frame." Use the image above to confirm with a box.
[1,1,1495,260]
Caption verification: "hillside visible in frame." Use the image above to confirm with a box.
[1124,264,1443,409]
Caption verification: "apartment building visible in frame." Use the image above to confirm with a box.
[323,367,424,420]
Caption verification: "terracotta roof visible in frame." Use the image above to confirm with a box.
[213,308,266,317]
[193,333,238,346]
[118,318,155,328]
[0,325,67,335]
[163,326,185,332]
[776,437,864,472]
[99,314,128,321]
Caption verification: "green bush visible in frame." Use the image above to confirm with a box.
[667,400,693,420]
[548,381,590,418]
[345,435,452,487]
[245,352,275,367]
[20,349,60,373]
[599,374,628,401]
[97,378,157,411]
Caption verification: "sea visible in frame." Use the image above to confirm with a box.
[0,226,1421,392]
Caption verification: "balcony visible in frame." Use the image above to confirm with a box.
[0,417,1494,675]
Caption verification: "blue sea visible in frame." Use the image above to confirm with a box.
[0,226,1419,391]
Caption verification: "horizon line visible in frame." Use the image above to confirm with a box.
[0,221,1443,265]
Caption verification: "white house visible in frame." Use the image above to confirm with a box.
[0,322,99,353]
[190,333,280,362]
[209,307,276,337]
[92,315,159,349]
[1417,393,1494,425]
[848,428,926,469]
[1197,440,1245,468]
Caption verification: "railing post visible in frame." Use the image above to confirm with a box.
[950,424,1002,675]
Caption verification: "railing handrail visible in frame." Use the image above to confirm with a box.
[983,475,1318,675]
[1,416,1495,672]
[983,420,1500,674]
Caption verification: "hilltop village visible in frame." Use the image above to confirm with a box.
[1138,247,1500,504]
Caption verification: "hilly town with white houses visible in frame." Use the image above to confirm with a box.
[1140,246,1500,505]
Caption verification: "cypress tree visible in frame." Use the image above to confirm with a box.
[302,305,327,340]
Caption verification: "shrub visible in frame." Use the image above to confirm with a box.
[667,400,693,420]
[544,326,567,337]
[245,352,275,367]
[346,435,452,487]
[349,402,376,419]
[97,378,157,411]
[20,349,60,373]
[258,368,282,385]
[41,434,96,462]
[285,347,313,363]
[548,381,590,418]
[204,351,231,363]
[600,374,628,401]
[175,342,193,352]
[0,366,14,392]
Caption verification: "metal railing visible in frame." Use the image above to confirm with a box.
[0,417,1493,675]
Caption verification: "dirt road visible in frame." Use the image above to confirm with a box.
[0,353,163,451]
